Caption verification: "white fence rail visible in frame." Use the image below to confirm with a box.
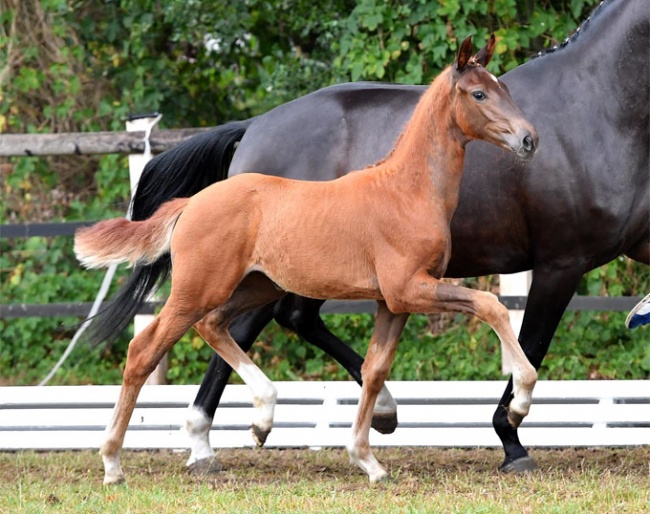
[1,380,648,451]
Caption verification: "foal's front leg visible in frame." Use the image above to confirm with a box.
[385,271,537,426]
[347,301,409,482]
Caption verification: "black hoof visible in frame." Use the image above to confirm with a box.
[188,457,223,476]
[371,413,398,434]
[252,425,270,447]
[500,456,538,474]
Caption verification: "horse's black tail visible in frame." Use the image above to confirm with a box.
[86,119,251,346]
[131,120,252,221]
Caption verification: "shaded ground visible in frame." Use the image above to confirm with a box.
[206,446,650,483]
[3,446,648,486]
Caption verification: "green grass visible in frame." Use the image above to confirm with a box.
[1,447,648,513]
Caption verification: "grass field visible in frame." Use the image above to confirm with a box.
[1,447,648,513]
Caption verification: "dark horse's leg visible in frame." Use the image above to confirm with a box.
[186,294,397,473]
[274,296,363,380]
[493,266,583,472]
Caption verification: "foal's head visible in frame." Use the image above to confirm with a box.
[451,35,538,160]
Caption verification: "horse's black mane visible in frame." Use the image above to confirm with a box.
[532,0,610,59]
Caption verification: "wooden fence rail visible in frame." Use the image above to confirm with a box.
[0,127,213,157]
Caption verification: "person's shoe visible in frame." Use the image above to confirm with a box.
[625,293,650,329]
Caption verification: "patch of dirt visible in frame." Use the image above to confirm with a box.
[2,447,648,488]
[186,446,650,487]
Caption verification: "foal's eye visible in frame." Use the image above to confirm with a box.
[471,91,487,101]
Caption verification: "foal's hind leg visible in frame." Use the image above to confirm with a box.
[347,301,408,483]
[193,272,286,446]
[186,303,277,473]
[193,315,279,447]
[101,305,200,485]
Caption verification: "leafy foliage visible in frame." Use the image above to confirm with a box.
[2,0,648,386]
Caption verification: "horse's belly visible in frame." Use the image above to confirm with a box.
[256,257,382,301]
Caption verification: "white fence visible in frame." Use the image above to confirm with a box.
[1,380,648,451]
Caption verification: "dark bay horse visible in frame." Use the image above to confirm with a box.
[95,0,648,474]
[77,37,538,484]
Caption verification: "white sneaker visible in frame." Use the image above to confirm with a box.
[625,293,650,329]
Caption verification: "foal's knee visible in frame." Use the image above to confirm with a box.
[476,291,511,324]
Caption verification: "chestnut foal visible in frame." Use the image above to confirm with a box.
[76,35,538,484]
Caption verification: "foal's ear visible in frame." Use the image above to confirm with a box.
[475,34,496,67]
[456,35,473,73]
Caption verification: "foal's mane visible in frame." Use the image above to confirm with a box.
[363,65,457,171]
[532,0,611,60]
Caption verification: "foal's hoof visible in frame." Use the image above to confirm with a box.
[369,470,392,484]
[251,425,270,447]
[507,409,524,428]
[499,456,538,474]
[188,457,223,476]
[103,475,126,486]
[371,413,398,435]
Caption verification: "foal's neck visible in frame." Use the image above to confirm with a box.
[382,67,467,219]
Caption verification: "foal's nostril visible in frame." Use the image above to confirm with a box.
[523,135,534,153]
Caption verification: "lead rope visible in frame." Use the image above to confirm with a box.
[39,115,162,386]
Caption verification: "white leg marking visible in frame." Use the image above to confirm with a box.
[100,408,126,485]
[347,440,388,483]
[493,306,537,422]
[185,405,216,466]
[510,364,535,419]
[101,452,124,485]
[236,362,277,439]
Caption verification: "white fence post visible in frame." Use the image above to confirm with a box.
[499,271,532,335]
[126,114,167,385]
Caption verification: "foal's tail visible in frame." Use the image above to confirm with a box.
[75,198,189,270]
[79,120,249,345]
[75,198,188,345]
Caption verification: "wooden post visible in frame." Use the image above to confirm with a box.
[126,115,168,385]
